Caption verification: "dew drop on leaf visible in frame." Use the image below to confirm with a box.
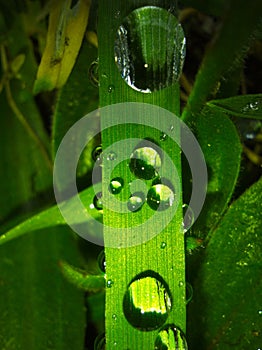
[92,145,103,162]
[160,242,167,249]
[108,84,115,93]
[88,59,99,87]
[109,177,124,194]
[182,204,194,232]
[123,271,172,331]
[127,192,145,212]
[94,333,106,350]
[106,279,114,288]
[114,6,186,93]
[160,132,168,141]
[129,147,161,180]
[154,325,188,350]
[93,192,103,211]
[147,184,175,211]
[98,250,106,273]
[106,151,117,161]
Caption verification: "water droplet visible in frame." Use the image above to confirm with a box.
[107,279,114,288]
[106,151,117,161]
[92,145,103,162]
[114,6,186,93]
[160,132,167,141]
[108,85,115,93]
[147,184,175,211]
[112,314,117,321]
[129,147,161,180]
[114,10,121,19]
[160,242,167,249]
[186,282,193,304]
[109,177,124,194]
[123,271,172,331]
[182,204,194,232]
[94,333,106,350]
[98,251,106,273]
[258,310,262,315]
[154,325,188,350]
[249,101,259,111]
[93,192,103,210]
[88,59,99,87]
[178,281,184,287]
[127,192,145,212]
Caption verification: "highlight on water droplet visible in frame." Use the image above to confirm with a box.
[94,333,106,350]
[160,242,167,249]
[127,192,145,212]
[129,146,161,180]
[123,271,172,331]
[109,177,124,194]
[88,59,99,87]
[98,250,106,273]
[182,204,194,232]
[147,184,175,211]
[154,324,188,350]
[114,6,186,92]
[93,192,103,211]
[107,279,114,288]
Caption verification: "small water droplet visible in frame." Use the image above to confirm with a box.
[98,251,106,273]
[109,177,124,194]
[154,325,188,350]
[147,184,175,211]
[114,10,121,19]
[160,132,167,141]
[249,101,259,111]
[114,7,186,93]
[129,147,161,180]
[107,279,114,288]
[108,85,115,93]
[93,192,103,210]
[160,242,167,249]
[92,145,103,162]
[88,59,99,87]
[123,271,172,331]
[186,282,193,304]
[127,192,145,212]
[94,333,106,350]
[258,310,262,315]
[178,281,184,287]
[112,314,117,321]
[182,204,194,232]
[106,151,117,161]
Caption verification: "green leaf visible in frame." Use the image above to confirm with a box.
[182,0,262,123]
[188,176,262,349]
[0,186,102,246]
[0,12,86,350]
[184,106,242,239]
[207,94,262,119]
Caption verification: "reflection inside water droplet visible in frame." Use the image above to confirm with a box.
[114,6,186,93]
[154,325,188,350]
[129,146,161,180]
[109,177,124,194]
[127,192,145,212]
[147,184,175,211]
[123,271,172,331]
[93,192,103,210]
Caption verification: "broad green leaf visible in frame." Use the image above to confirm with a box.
[207,94,262,119]
[0,11,86,350]
[0,186,102,246]
[52,40,99,178]
[182,0,262,123]
[184,106,242,239]
[187,176,262,349]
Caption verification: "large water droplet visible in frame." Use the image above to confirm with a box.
[114,6,186,92]
[147,184,175,211]
[129,147,161,180]
[109,177,124,194]
[123,271,172,331]
[94,333,106,350]
[93,192,103,210]
[127,192,145,212]
[154,325,188,350]
[88,59,99,87]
